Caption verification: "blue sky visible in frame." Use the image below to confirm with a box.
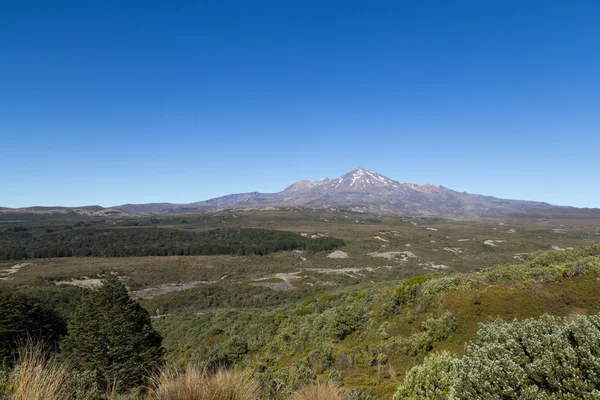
[1,1,599,208]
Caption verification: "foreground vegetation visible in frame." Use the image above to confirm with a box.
[396,313,600,399]
[146,246,600,398]
[1,345,348,400]
[2,244,600,398]
[1,209,600,398]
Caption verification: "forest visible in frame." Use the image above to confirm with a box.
[0,227,345,260]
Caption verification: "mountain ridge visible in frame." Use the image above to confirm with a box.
[0,168,586,220]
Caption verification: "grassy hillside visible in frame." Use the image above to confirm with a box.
[150,246,600,398]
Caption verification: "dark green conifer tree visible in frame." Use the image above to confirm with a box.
[60,274,164,391]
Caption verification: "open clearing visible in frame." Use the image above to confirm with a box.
[0,263,32,280]
[131,281,217,299]
[484,239,507,247]
[373,235,389,242]
[367,251,416,261]
[56,277,104,288]
[327,250,349,258]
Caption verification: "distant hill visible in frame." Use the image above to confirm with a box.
[2,168,596,220]
[0,205,126,217]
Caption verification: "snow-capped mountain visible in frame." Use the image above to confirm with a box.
[283,168,442,194]
[2,168,578,220]
[160,168,564,219]
[310,168,398,191]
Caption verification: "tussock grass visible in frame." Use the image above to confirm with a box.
[9,342,74,400]
[289,381,348,400]
[148,365,261,400]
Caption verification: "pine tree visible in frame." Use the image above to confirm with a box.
[60,274,164,391]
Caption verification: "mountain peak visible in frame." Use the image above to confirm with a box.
[349,167,367,173]
[337,168,397,190]
[283,168,397,193]
[289,168,398,193]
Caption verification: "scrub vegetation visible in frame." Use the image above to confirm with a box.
[1,208,600,398]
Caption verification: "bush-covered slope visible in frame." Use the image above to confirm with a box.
[2,245,600,398]
[153,246,600,398]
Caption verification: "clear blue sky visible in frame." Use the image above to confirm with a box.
[1,1,599,208]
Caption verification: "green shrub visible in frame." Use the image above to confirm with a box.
[395,275,435,305]
[326,305,364,340]
[303,297,317,306]
[422,312,456,342]
[254,362,317,399]
[393,351,457,400]
[295,307,313,317]
[396,312,600,399]
[456,314,600,399]
[378,322,390,340]
[399,312,456,356]
[274,312,287,326]
[207,336,249,368]
[319,294,338,304]
[301,342,334,368]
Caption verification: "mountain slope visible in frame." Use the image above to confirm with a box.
[184,168,561,219]
[0,168,579,219]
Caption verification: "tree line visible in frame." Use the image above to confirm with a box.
[0,227,345,260]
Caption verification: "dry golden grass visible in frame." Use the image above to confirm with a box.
[289,381,348,400]
[9,343,74,400]
[148,365,261,400]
